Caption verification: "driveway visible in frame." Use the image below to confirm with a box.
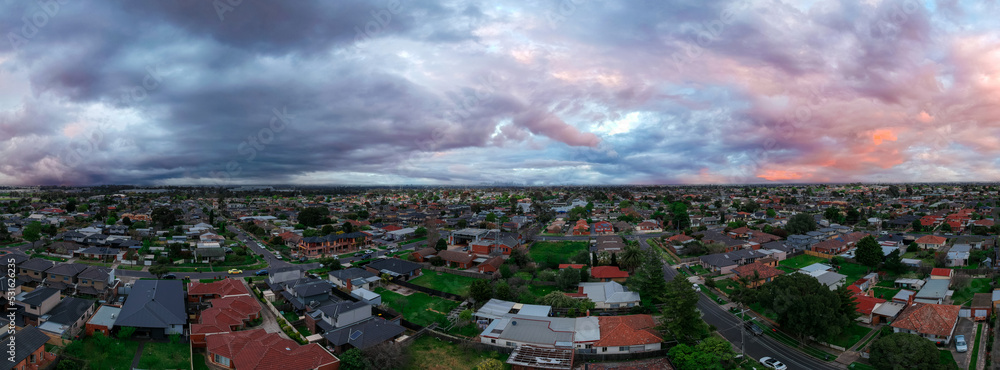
[952,318,975,368]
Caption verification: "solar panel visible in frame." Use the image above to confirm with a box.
[349,330,363,341]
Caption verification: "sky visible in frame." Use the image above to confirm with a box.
[1,0,1000,186]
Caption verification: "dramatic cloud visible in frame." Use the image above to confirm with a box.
[2,0,1000,185]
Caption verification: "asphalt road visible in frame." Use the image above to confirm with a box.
[662,263,844,370]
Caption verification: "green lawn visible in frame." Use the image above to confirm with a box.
[404,335,511,370]
[951,278,992,305]
[137,341,191,370]
[446,323,481,338]
[64,336,139,370]
[528,284,557,299]
[193,353,210,370]
[716,278,740,295]
[872,287,901,300]
[837,262,869,284]
[528,241,588,265]
[749,302,778,320]
[410,269,481,296]
[849,362,876,370]
[779,254,827,269]
[402,237,428,245]
[940,349,959,370]
[828,323,874,349]
[118,264,145,270]
[375,287,460,327]
[689,264,709,275]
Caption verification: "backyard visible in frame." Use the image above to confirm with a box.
[828,323,874,349]
[837,262,869,285]
[63,335,140,370]
[409,269,481,296]
[715,278,740,296]
[528,241,588,265]
[137,340,191,370]
[375,287,460,327]
[404,335,511,370]
[779,254,827,269]
[951,278,992,306]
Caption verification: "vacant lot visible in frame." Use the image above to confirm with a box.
[138,341,191,370]
[410,269,480,296]
[529,241,588,265]
[779,254,827,269]
[404,335,511,370]
[64,335,139,370]
[951,278,992,305]
[838,262,869,285]
[828,323,874,349]
[375,287,459,327]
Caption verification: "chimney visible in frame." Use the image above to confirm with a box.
[578,286,584,294]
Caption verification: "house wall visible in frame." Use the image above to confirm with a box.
[892,327,954,344]
[20,293,61,318]
[84,323,112,337]
[327,305,371,328]
[10,345,46,370]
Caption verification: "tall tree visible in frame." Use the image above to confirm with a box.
[668,336,737,370]
[22,221,42,242]
[660,275,709,345]
[870,332,945,370]
[618,245,643,272]
[883,249,907,275]
[785,213,818,234]
[626,250,668,304]
[297,207,330,227]
[755,273,857,342]
[855,235,884,271]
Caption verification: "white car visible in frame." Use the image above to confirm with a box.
[760,357,787,370]
[955,335,968,353]
[692,284,701,292]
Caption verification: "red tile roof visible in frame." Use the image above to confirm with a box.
[382,225,402,232]
[930,268,952,277]
[206,329,339,370]
[915,235,947,245]
[667,234,695,243]
[731,262,784,281]
[591,266,629,279]
[891,303,960,337]
[853,294,885,316]
[192,295,262,334]
[558,264,586,269]
[188,278,249,298]
[593,315,662,347]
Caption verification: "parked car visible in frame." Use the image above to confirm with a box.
[955,335,968,352]
[362,253,373,259]
[255,270,268,276]
[161,274,177,280]
[692,284,701,292]
[228,269,243,274]
[745,322,764,336]
[759,357,787,370]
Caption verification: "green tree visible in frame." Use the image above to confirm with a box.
[617,245,643,272]
[470,279,493,302]
[941,222,953,233]
[883,249,907,275]
[766,208,777,218]
[297,207,330,227]
[785,213,818,234]
[149,264,170,278]
[912,219,922,232]
[434,238,448,251]
[322,224,336,235]
[475,358,504,370]
[485,213,498,223]
[151,207,179,228]
[670,202,691,230]
[555,267,581,291]
[22,221,42,242]
[660,275,709,345]
[415,227,428,237]
[870,332,946,370]
[339,348,367,370]
[116,326,136,340]
[755,273,857,341]
[855,236,883,271]
[626,250,668,304]
[668,336,737,370]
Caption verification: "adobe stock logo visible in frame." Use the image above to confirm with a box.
[354,0,404,48]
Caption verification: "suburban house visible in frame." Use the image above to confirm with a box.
[188,279,262,348]
[328,268,380,291]
[410,247,437,262]
[930,268,954,280]
[731,261,784,288]
[572,282,640,309]
[297,231,372,257]
[593,221,613,235]
[891,302,961,344]
[914,279,952,304]
[666,234,695,244]
[436,250,477,269]
[946,244,972,267]
[43,263,89,292]
[267,266,305,292]
[321,315,406,354]
[85,304,122,337]
[0,326,55,370]
[591,315,662,354]
[75,247,122,262]
[365,259,422,280]
[971,293,993,321]
[635,220,662,233]
[114,280,187,339]
[17,258,54,285]
[305,301,370,334]
[76,266,116,299]
[14,287,62,327]
[811,239,848,255]
[915,235,948,250]
[592,235,627,254]
[475,299,552,322]
[590,266,629,282]
[698,249,770,274]
[469,231,521,256]
[194,247,226,263]
[37,297,96,338]
[479,314,662,354]
[205,328,340,370]
[572,220,589,235]
[280,279,338,312]
[477,255,504,274]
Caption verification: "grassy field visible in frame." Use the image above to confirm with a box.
[375,287,459,327]
[528,241,588,264]
[528,284,557,299]
[838,262,869,284]
[404,335,511,370]
[940,349,959,370]
[689,264,710,275]
[716,278,740,295]
[872,287,901,300]
[118,264,145,271]
[64,336,140,370]
[409,269,480,296]
[828,323,874,349]
[952,278,992,305]
[193,353,210,370]
[779,254,827,269]
[137,341,191,370]
[402,237,428,245]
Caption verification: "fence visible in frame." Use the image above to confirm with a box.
[393,278,466,302]
[419,264,494,279]
[421,329,672,363]
[804,250,835,259]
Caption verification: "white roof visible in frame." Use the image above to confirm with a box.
[351,288,380,301]
[800,263,833,274]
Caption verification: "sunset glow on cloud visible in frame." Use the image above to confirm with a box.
[1,0,1000,185]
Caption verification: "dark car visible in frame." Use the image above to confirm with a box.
[745,322,764,336]
[161,274,178,280]
[255,269,269,276]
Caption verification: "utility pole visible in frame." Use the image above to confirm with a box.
[739,307,750,358]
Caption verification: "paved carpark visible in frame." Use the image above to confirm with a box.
[952,317,975,368]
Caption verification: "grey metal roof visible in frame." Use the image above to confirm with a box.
[366,258,421,275]
[916,279,950,299]
[579,282,640,304]
[87,305,121,328]
[115,280,186,329]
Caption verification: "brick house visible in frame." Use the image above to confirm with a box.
[590,266,629,282]
[891,302,961,344]
[297,232,372,257]
[477,256,504,274]
[572,220,589,235]
[205,328,340,370]
[188,279,262,348]
[731,261,784,288]
[593,221,613,235]
[436,250,477,269]
[915,235,947,250]
[410,247,437,262]
[0,326,56,370]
